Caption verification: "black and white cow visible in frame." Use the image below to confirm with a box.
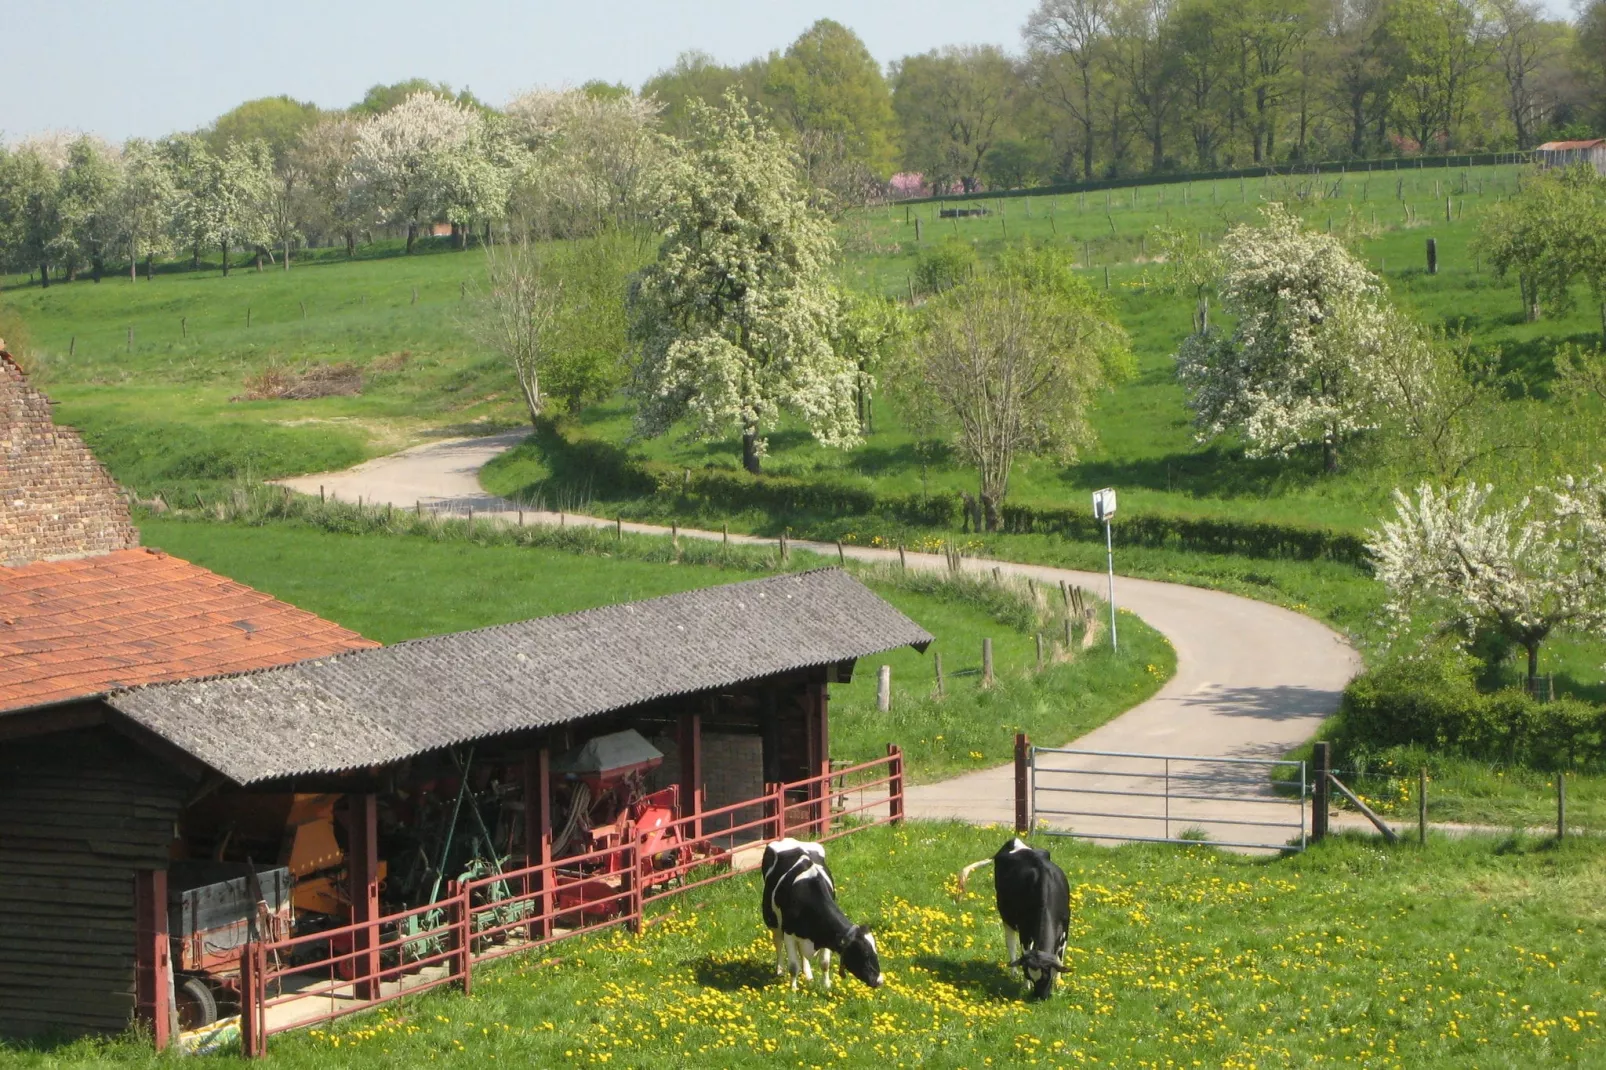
[760,838,883,991]
[959,837,1071,999]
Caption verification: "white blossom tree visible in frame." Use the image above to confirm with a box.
[1369,475,1606,691]
[1175,203,1400,473]
[291,116,362,255]
[53,136,121,282]
[628,92,856,474]
[504,88,662,237]
[347,92,504,252]
[116,138,174,281]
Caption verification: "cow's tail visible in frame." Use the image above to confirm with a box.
[956,858,993,895]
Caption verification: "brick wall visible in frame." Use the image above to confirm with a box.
[1,351,139,566]
[647,729,767,837]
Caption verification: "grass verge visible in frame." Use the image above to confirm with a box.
[13,822,1604,1067]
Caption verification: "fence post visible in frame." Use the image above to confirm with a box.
[623,824,643,934]
[877,665,891,712]
[933,653,945,698]
[1035,633,1044,671]
[983,638,994,685]
[1418,768,1427,846]
[1557,772,1567,840]
[1014,733,1031,834]
[887,744,905,825]
[769,782,786,840]
[456,879,473,995]
[1312,742,1330,843]
[238,937,256,1057]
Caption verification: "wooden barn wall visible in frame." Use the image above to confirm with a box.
[0,725,191,1038]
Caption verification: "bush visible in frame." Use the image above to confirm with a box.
[1338,652,1606,770]
[913,239,978,295]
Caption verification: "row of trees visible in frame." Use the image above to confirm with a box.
[643,1,1606,198]
[0,84,661,284]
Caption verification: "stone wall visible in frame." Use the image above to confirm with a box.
[0,351,139,566]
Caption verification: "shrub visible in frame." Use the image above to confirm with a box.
[1338,652,1606,770]
[913,239,977,295]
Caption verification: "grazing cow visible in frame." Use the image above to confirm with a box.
[959,838,1071,999]
[760,838,883,990]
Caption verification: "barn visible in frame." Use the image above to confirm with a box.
[1534,139,1606,175]
[0,346,932,1047]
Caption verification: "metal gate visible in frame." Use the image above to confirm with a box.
[1026,746,1307,852]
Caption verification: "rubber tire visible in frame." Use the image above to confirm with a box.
[176,976,218,1031]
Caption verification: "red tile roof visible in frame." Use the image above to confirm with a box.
[0,548,378,713]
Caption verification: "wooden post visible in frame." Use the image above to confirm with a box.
[1014,733,1031,834]
[1418,767,1427,846]
[621,820,641,934]
[982,638,994,685]
[836,540,845,564]
[319,485,325,503]
[179,318,185,339]
[1558,772,1567,840]
[887,744,904,825]
[877,665,891,712]
[69,335,76,356]
[239,941,260,1056]
[722,522,728,544]
[455,880,473,994]
[1312,742,1330,844]
[678,711,703,841]
[299,300,307,320]
[898,544,907,569]
[1035,633,1044,671]
[348,793,381,999]
[1064,616,1074,650]
[933,652,945,697]
[523,748,552,941]
[616,516,622,540]
[133,868,172,1051]
[1426,237,1438,275]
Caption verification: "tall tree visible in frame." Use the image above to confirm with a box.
[1386,0,1490,151]
[892,46,1021,192]
[894,245,1133,530]
[1024,0,1115,179]
[1171,0,1231,166]
[0,147,61,286]
[1108,0,1185,169]
[641,52,761,137]
[209,96,322,164]
[1486,0,1565,149]
[54,137,121,281]
[766,19,899,197]
[348,92,494,253]
[115,138,174,281]
[1323,0,1396,157]
[291,116,362,255]
[629,93,856,474]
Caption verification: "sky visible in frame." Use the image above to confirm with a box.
[1,0,1042,143]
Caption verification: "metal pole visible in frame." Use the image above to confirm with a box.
[1164,758,1170,840]
[1104,518,1118,652]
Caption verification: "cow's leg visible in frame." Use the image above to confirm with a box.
[799,940,815,981]
[772,927,786,975]
[785,934,801,990]
[819,949,832,990]
[1003,925,1019,969]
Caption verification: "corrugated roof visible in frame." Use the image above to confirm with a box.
[106,569,932,785]
[1536,139,1606,150]
[0,548,378,714]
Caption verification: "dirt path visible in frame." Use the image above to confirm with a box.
[280,433,1362,846]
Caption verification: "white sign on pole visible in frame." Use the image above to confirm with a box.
[1092,488,1118,652]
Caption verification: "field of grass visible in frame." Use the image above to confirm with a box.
[14,823,1605,1067]
[138,515,1173,779]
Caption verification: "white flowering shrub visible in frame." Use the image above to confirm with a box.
[1368,472,1606,688]
[628,93,856,474]
[1176,204,1402,472]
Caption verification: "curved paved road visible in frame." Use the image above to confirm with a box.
[281,433,1360,844]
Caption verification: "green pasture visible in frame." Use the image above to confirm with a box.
[14,823,1606,1067]
[135,516,1172,779]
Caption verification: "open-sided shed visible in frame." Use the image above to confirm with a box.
[0,568,930,1043]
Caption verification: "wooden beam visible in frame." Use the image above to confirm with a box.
[132,868,171,1051]
[522,748,552,941]
[679,708,703,841]
[347,793,380,999]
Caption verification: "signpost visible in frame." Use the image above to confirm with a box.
[1093,488,1118,652]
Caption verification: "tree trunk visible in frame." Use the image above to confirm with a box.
[66,265,78,282]
[131,238,138,282]
[981,491,1002,532]
[405,223,417,255]
[741,430,762,475]
[91,258,103,283]
[38,262,49,289]
[1525,641,1540,695]
[191,244,200,270]
[345,230,355,258]
[221,242,230,278]
[284,235,291,271]
[1323,434,1338,474]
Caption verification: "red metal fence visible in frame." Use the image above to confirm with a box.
[238,745,903,1056]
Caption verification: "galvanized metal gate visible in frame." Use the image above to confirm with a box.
[1025,745,1307,852]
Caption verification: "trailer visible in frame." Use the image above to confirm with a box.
[167,862,292,1029]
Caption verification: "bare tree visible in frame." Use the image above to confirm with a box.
[471,240,561,426]
[1487,0,1564,149]
[1025,0,1114,180]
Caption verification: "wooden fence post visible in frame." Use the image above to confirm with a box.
[239,939,259,1057]
[877,665,891,712]
[769,782,786,840]
[933,653,945,697]
[1312,742,1330,843]
[1418,767,1427,846]
[456,879,473,995]
[887,744,905,825]
[622,823,642,934]
[1035,633,1044,671]
[1558,772,1567,840]
[982,638,994,685]
[1014,733,1031,834]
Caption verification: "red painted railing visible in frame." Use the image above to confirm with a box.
[238,745,903,1056]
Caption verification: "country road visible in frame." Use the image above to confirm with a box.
[281,432,1362,846]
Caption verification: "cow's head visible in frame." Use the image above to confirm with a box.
[840,925,883,988]
[1011,948,1067,1000]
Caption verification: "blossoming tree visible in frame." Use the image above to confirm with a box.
[629,92,856,474]
[1368,473,1606,690]
[1175,204,1399,473]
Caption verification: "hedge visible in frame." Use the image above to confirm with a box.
[1340,660,1605,770]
